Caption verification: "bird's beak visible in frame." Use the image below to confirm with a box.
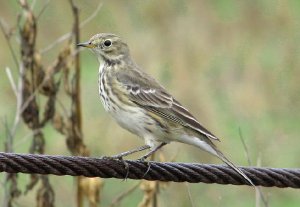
[77,41,95,48]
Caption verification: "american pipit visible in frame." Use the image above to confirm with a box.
[78,33,253,185]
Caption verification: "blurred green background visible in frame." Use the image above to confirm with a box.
[0,0,300,206]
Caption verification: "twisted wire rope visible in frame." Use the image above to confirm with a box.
[0,152,299,188]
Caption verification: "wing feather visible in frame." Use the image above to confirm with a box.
[116,69,219,141]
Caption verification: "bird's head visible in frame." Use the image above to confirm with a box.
[77,33,130,63]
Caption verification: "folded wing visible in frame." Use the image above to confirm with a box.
[116,69,219,141]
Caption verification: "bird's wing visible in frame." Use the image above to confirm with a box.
[116,69,219,141]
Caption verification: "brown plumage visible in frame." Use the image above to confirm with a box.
[78,33,254,186]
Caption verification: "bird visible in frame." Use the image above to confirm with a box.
[77,33,254,186]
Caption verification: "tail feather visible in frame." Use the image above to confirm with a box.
[215,150,254,186]
[181,136,255,186]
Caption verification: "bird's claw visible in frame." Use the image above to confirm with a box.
[101,155,124,160]
[137,157,146,162]
[101,155,130,179]
[137,155,149,162]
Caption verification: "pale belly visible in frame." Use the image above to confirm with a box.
[108,105,171,148]
[110,107,153,138]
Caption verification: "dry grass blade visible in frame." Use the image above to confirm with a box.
[185,183,195,207]
[2,63,25,152]
[238,128,269,207]
[109,182,141,207]
[40,0,103,54]
[40,32,72,54]
[36,0,51,20]
[0,18,19,70]
[80,0,103,28]
[5,67,18,98]
[238,128,252,165]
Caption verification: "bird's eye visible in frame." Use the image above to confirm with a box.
[104,39,112,47]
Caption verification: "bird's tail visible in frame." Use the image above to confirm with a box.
[214,148,254,186]
[181,136,254,186]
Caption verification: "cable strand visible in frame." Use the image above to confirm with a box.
[0,153,299,188]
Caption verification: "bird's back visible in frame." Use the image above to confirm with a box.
[110,63,219,142]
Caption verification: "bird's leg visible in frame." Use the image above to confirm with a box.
[108,145,151,160]
[101,145,149,180]
[138,142,167,161]
[103,145,151,178]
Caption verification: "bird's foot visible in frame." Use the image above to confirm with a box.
[102,153,126,160]
[137,152,153,162]
[101,155,117,160]
[137,157,152,177]
[137,157,146,162]
[101,155,129,176]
